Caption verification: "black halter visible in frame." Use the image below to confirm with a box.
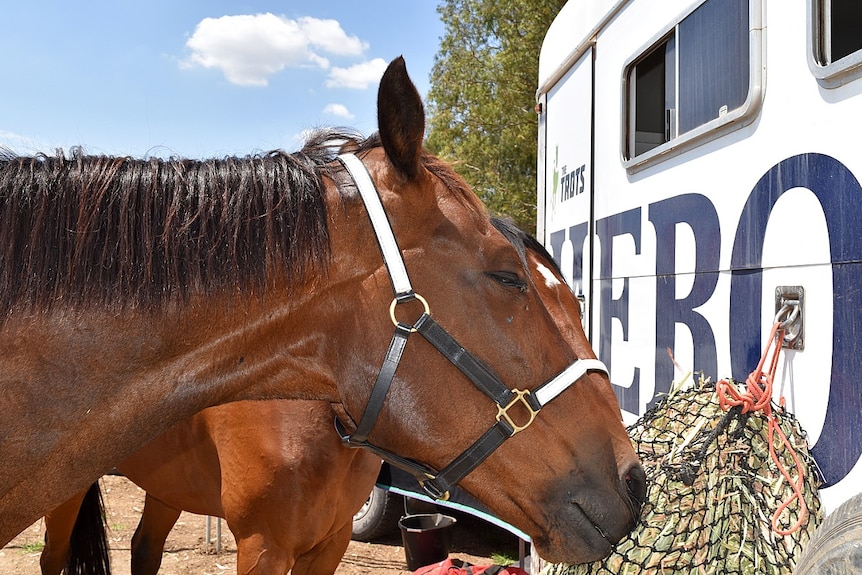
[334,153,609,500]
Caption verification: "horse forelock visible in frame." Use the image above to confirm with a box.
[0,129,365,314]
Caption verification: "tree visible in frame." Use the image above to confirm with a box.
[426,0,566,232]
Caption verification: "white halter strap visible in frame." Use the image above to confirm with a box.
[338,153,413,298]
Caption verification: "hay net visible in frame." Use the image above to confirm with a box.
[544,376,823,575]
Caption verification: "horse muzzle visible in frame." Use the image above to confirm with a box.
[535,460,646,564]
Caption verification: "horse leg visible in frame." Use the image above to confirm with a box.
[41,482,111,575]
[232,532,295,575]
[40,488,86,575]
[129,493,182,575]
[290,522,354,575]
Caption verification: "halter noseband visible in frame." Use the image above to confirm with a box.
[334,153,609,501]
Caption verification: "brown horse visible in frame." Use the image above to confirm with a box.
[38,218,578,575]
[0,56,644,564]
[39,400,381,575]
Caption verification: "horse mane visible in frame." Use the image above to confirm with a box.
[0,129,488,315]
[0,129,364,314]
[349,133,489,221]
[490,216,564,279]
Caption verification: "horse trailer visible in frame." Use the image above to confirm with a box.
[536,0,862,550]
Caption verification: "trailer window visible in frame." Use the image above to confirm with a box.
[631,36,675,157]
[625,0,753,164]
[810,0,862,87]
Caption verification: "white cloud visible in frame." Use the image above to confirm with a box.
[325,58,388,90]
[0,130,41,154]
[323,103,354,119]
[0,129,24,144]
[182,13,367,87]
[298,17,366,56]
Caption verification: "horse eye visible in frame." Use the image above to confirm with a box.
[489,271,527,293]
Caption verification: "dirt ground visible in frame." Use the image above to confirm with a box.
[0,475,522,575]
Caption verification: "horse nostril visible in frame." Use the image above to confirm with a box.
[624,464,647,516]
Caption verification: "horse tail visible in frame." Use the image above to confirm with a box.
[66,481,111,575]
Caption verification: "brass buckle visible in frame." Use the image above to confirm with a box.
[389,293,430,332]
[496,389,538,435]
[420,474,451,501]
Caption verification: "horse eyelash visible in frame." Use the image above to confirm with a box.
[489,272,528,293]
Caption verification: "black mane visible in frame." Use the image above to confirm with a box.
[0,129,364,313]
[491,217,564,279]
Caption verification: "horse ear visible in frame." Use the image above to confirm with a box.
[377,56,425,180]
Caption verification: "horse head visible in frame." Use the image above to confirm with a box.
[321,57,644,564]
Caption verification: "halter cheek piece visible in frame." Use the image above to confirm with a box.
[334,153,609,501]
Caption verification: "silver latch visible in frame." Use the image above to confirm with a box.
[774,286,804,350]
[576,291,586,331]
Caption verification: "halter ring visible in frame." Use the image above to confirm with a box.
[389,293,430,331]
[496,389,539,434]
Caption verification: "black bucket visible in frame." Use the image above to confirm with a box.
[398,513,457,571]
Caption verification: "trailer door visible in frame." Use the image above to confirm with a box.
[538,47,596,339]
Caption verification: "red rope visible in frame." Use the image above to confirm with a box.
[716,321,809,536]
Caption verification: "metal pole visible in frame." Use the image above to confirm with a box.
[216,517,222,553]
[205,516,223,552]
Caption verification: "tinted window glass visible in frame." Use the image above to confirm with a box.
[678,0,748,134]
[626,0,750,160]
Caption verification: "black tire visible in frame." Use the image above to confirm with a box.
[352,486,403,542]
[794,492,862,574]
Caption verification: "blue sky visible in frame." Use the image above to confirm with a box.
[0,2,444,159]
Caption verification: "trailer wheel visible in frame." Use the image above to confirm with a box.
[794,492,862,574]
[352,486,403,542]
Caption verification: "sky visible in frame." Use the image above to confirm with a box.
[0,1,445,159]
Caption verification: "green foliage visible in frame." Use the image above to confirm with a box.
[491,551,517,566]
[426,0,566,232]
[21,541,44,553]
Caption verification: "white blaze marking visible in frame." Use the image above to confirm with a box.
[536,263,562,290]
